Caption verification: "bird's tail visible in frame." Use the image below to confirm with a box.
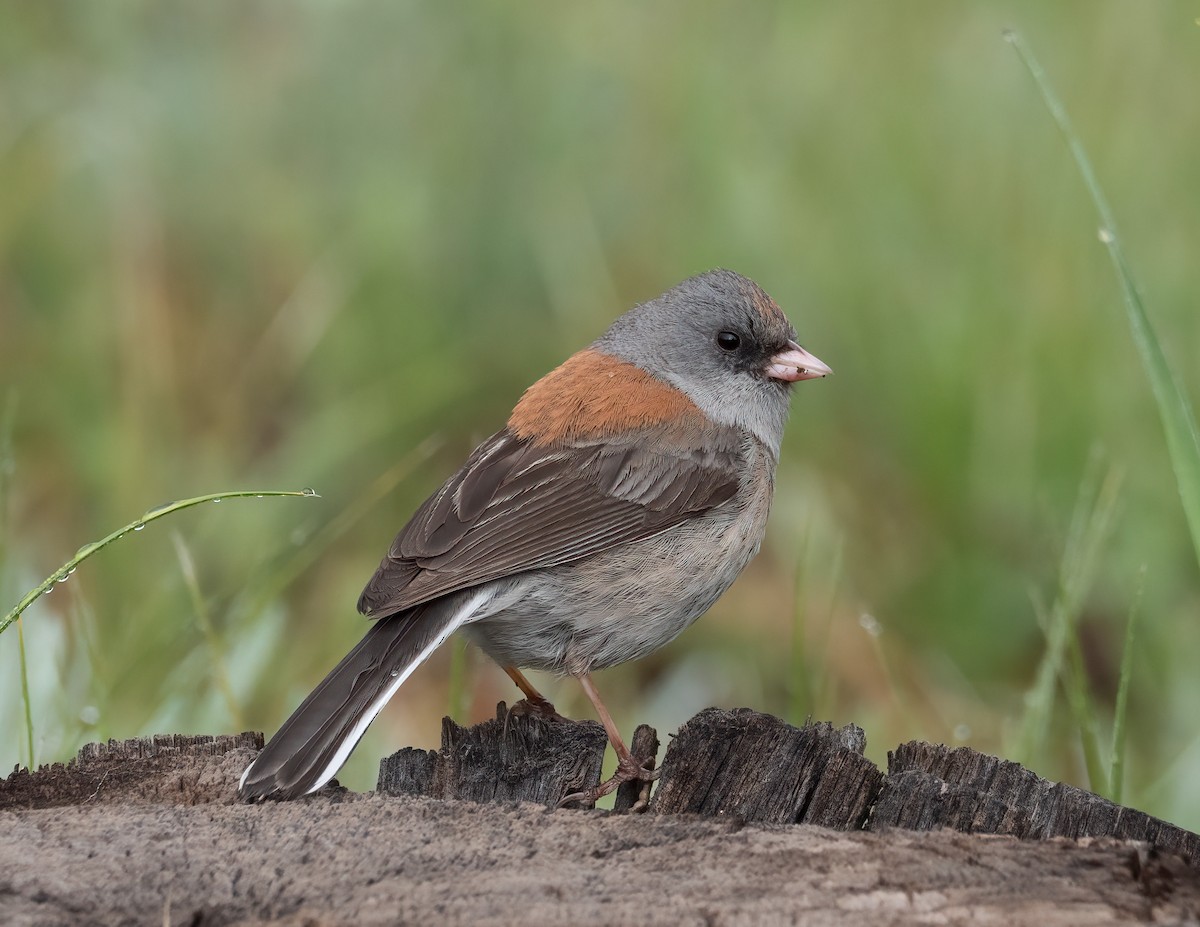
[238,597,470,800]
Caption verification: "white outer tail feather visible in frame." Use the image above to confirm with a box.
[239,587,494,795]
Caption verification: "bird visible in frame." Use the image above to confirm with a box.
[238,268,831,802]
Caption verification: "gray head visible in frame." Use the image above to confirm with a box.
[593,269,830,456]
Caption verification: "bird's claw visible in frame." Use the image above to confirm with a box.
[507,696,568,723]
[558,754,659,809]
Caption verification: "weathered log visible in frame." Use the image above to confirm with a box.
[6,793,1198,925]
[872,741,1200,863]
[0,732,263,810]
[6,711,1199,872]
[377,701,607,807]
[650,707,883,828]
[613,723,660,812]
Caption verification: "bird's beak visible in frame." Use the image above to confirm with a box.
[766,340,833,382]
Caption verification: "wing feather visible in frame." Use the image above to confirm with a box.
[357,427,742,618]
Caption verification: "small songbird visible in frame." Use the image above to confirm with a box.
[239,269,831,801]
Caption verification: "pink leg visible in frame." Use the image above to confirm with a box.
[560,673,658,807]
[503,665,566,721]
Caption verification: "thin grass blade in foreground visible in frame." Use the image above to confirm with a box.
[1109,564,1146,804]
[1006,30,1200,572]
[0,392,35,764]
[0,489,319,637]
[172,530,245,729]
[1016,455,1122,777]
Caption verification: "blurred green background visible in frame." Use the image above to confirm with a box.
[2,2,1198,826]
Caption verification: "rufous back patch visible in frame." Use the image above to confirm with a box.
[508,349,705,446]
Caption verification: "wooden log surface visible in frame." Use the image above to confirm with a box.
[0,732,263,810]
[613,723,659,813]
[369,703,1198,868]
[3,719,1199,927]
[377,701,607,806]
[873,741,1200,861]
[650,708,882,829]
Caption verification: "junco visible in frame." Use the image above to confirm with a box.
[239,269,831,801]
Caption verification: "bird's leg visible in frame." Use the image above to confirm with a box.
[559,673,659,808]
[503,665,566,721]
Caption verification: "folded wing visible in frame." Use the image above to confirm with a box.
[358,427,743,618]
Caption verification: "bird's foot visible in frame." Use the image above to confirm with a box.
[507,696,568,723]
[559,753,660,809]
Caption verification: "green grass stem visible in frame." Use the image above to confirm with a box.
[1007,30,1200,573]
[1065,618,1108,795]
[1017,455,1122,770]
[0,392,33,764]
[0,489,319,638]
[16,616,34,767]
[1109,564,1146,803]
[172,530,244,729]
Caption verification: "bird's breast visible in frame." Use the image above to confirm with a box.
[463,436,777,675]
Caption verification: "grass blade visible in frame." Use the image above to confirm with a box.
[0,488,319,637]
[171,530,244,729]
[0,392,34,765]
[1109,564,1146,803]
[1016,454,1122,772]
[16,615,34,766]
[1006,30,1200,572]
[1065,620,1107,795]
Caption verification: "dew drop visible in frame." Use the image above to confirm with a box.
[212,498,222,503]
[858,613,883,637]
[68,567,77,575]
[389,670,400,677]
[1098,227,1114,243]
[75,542,100,558]
[301,487,317,497]
[133,523,146,531]
[57,574,69,583]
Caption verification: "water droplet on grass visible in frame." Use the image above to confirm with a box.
[858,613,883,637]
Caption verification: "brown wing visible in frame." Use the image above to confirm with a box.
[357,427,743,618]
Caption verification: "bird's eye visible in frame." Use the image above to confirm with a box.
[716,331,741,352]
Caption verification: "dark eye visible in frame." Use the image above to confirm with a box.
[716,331,741,352]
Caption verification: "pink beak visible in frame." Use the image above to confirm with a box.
[766,340,833,382]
